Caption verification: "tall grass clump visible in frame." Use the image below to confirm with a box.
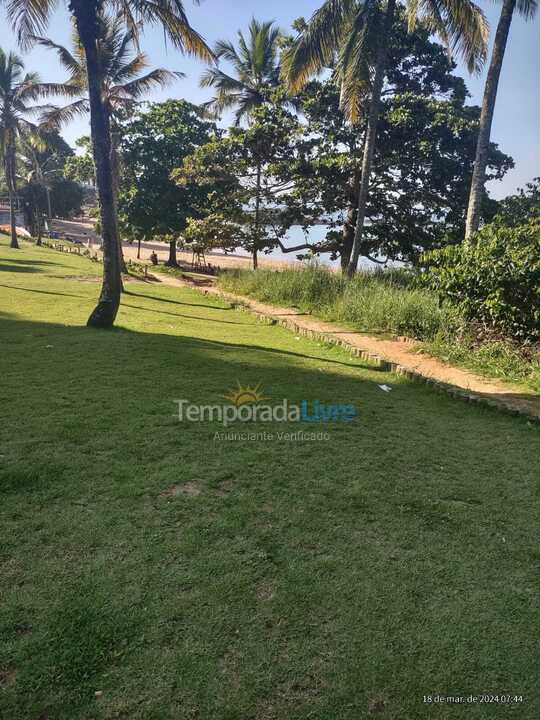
[217,263,539,389]
[218,264,448,340]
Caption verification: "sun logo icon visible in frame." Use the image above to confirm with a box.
[223,381,269,407]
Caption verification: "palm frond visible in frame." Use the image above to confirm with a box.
[337,2,378,122]
[419,0,489,73]
[40,99,90,129]
[111,54,149,83]
[31,35,82,82]
[5,0,55,49]
[282,0,355,92]
[201,17,283,122]
[214,39,241,63]
[113,0,215,62]
[18,81,82,102]
[111,68,183,100]
[516,0,538,19]
[200,67,246,93]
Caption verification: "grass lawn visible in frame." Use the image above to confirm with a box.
[1,236,539,719]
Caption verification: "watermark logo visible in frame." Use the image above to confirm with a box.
[223,381,269,407]
[174,381,358,428]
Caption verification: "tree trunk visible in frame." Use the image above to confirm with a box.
[8,191,18,249]
[340,206,356,271]
[346,0,396,277]
[465,0,516,240]
[166,240,178,266]
[253,161,262,270]
[5,141,19,249]
[340,174,359,271]
[46,186,52,219]
[137,236,142,259]
[72,0,121,328]
[35,204,42,246]
[110,132,127,276]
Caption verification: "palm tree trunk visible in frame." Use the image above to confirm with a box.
[253,161,262,270]
[347,0,396,277]
[465,0,516,240]
[5,143,19,249]
[340,205,356,271]
[46,186,52,219]
[8,191,18,249]
[341,174,359,271]
[110,131,127,277]
[35,195,42,246]
[72,0,121,328]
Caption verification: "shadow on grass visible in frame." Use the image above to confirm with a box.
[125,288,231,312]
[0,283,85,299]
[121,302,250,326]
[0,258,61,274]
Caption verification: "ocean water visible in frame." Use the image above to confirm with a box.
[266,225,391,270]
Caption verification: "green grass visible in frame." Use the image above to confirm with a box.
[217,265,540,390]
[217,265,446,339]
[1,236,539,719]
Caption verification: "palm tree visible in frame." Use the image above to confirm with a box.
[35,12,183,273]
[284,0,489,275]
[17,138,48,244]
[0,49,47,249]
[201,18,282,269]
[200,18,282,125]
[4,0,213,328]
[465,0,537,239]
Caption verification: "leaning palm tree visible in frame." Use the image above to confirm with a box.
[465,0,537,239]
[284,0,489,275]
[4,0,213,328]
[35,12,183,273]
[0,48,47,249]
[200,18,282,125]
[200,18,283,269]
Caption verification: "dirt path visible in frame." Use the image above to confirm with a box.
[153,270,540,422]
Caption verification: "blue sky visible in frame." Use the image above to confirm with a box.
[1,0,538,199]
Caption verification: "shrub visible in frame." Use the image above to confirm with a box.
[421,219,540,340]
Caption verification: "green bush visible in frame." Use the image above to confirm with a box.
[421,219,540,340]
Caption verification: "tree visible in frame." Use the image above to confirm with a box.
[464,0,538,239]
[270,22,510,267]
[200,18,282,125]
[494,177,540,226]
[35,11,182,271]
[0,48,48,249]
[182,213,244,266]
[283,0,489,275]
[285,87,511,267]
[200,18,293,269]
[17,130,83,242]
[4,0,213,328]
[119,99,218,265]
[174,104,303,268]
[63,137,95,186]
